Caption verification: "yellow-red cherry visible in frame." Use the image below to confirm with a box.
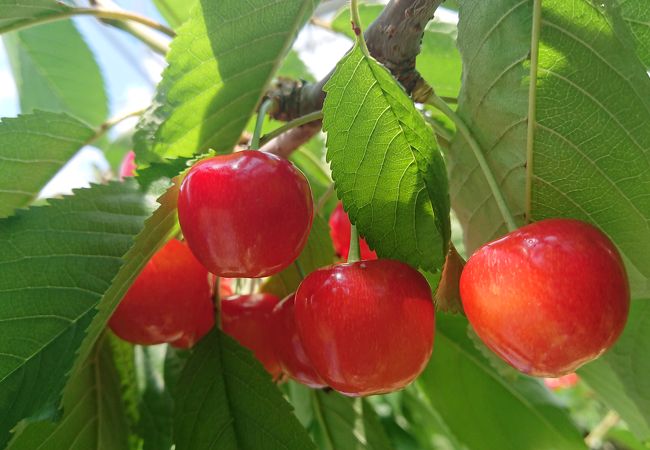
[272,294,326,388]
[460,219,630,377]
[109,239,214,348]
[294,259,435,396]
[178,151,314,278]
[221,293,282,379]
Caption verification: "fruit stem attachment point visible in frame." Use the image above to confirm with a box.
[350,0,370,57]
[250,99,276,150]
[348,224,361,263]
[426,92,518,232]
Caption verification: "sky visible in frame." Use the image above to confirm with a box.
[0,1,456,198]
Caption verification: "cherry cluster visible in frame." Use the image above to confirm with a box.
[110,151,434,396]
[110,150,630,397]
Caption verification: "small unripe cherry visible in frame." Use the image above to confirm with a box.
[178,151,314,278]
[460,218,630,377]
[119,150,137,179]
[272,294,326,388]
[109,239,214,348]
[329,202,377,260]
[221,293,282,379]
[295,259,435,396]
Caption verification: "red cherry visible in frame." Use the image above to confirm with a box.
[221,293,282,379]
[460,219,630,377]
[119,150,137,179]
[329,202,377,260]
[109,239,214,347]
[295,260,434,396]
[178,151,314,278]
[272,294,327,388]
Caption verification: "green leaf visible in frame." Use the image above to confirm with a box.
[135,0,319,163]
[261,215,334,299]
[416,22,461,98]
[173,329,315,450]
[0,0,70,34]
[152,0,196,28]
[0,180,158,447]
[3,20,108,126]
[450,0,650,298]
[323,44,450,272]
[579,300,650,441]
[6,335,131,450]
[0,111,95,218]
[418,314,586,450]
[278,50,316,82]
[310,390,393,450]
[616,0,650,69]
[135,346,174,450]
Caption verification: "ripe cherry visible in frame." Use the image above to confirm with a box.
[329,202,377,260]
[109,239,214,348]
[178,151,314,278]
[221,293,282,379]
[460,219,629,377]
[295,259,435,396]
[272,294,326,388]
[119,150,137,179]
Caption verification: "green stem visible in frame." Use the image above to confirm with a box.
[294,260,306,280]
[350,0,370,57]
[423,115,454,142]
[427,93,517,232]
[311,391,335,450]
[525,0,542,223]
[258,110,323,147]
[0,7,176,37]
[88,108,146,146]
[250,99,275,150]
[347,224,361,263]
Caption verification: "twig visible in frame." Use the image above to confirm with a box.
[0,6,175,37]
[584,411,619,448]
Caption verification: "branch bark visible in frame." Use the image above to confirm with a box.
[263,0,443,157]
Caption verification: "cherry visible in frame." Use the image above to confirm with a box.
[294,259,434,396]
[178,151,314,278]
[329,202,377,260]
[221,293,282,379]
[119,150,137,179]
[272,294,326,388]
[460,218,629,377]
[109,239,214,348]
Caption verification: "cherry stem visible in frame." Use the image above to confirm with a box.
[294,260,306,279]
[350,0,370,57]
[426,92,518,232]
[347,224,361,263]
[258,110,323,147]
[250,98,275,150]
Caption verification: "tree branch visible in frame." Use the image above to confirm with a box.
[263,0,444,157]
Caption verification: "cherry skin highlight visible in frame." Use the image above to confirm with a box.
[178,151,314,278]
[109,239,214,348]
[221,293,282,379]
[272,294,327,388]
[460,218,630,377]
[295,259,435,396]
[329,202,377,260]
